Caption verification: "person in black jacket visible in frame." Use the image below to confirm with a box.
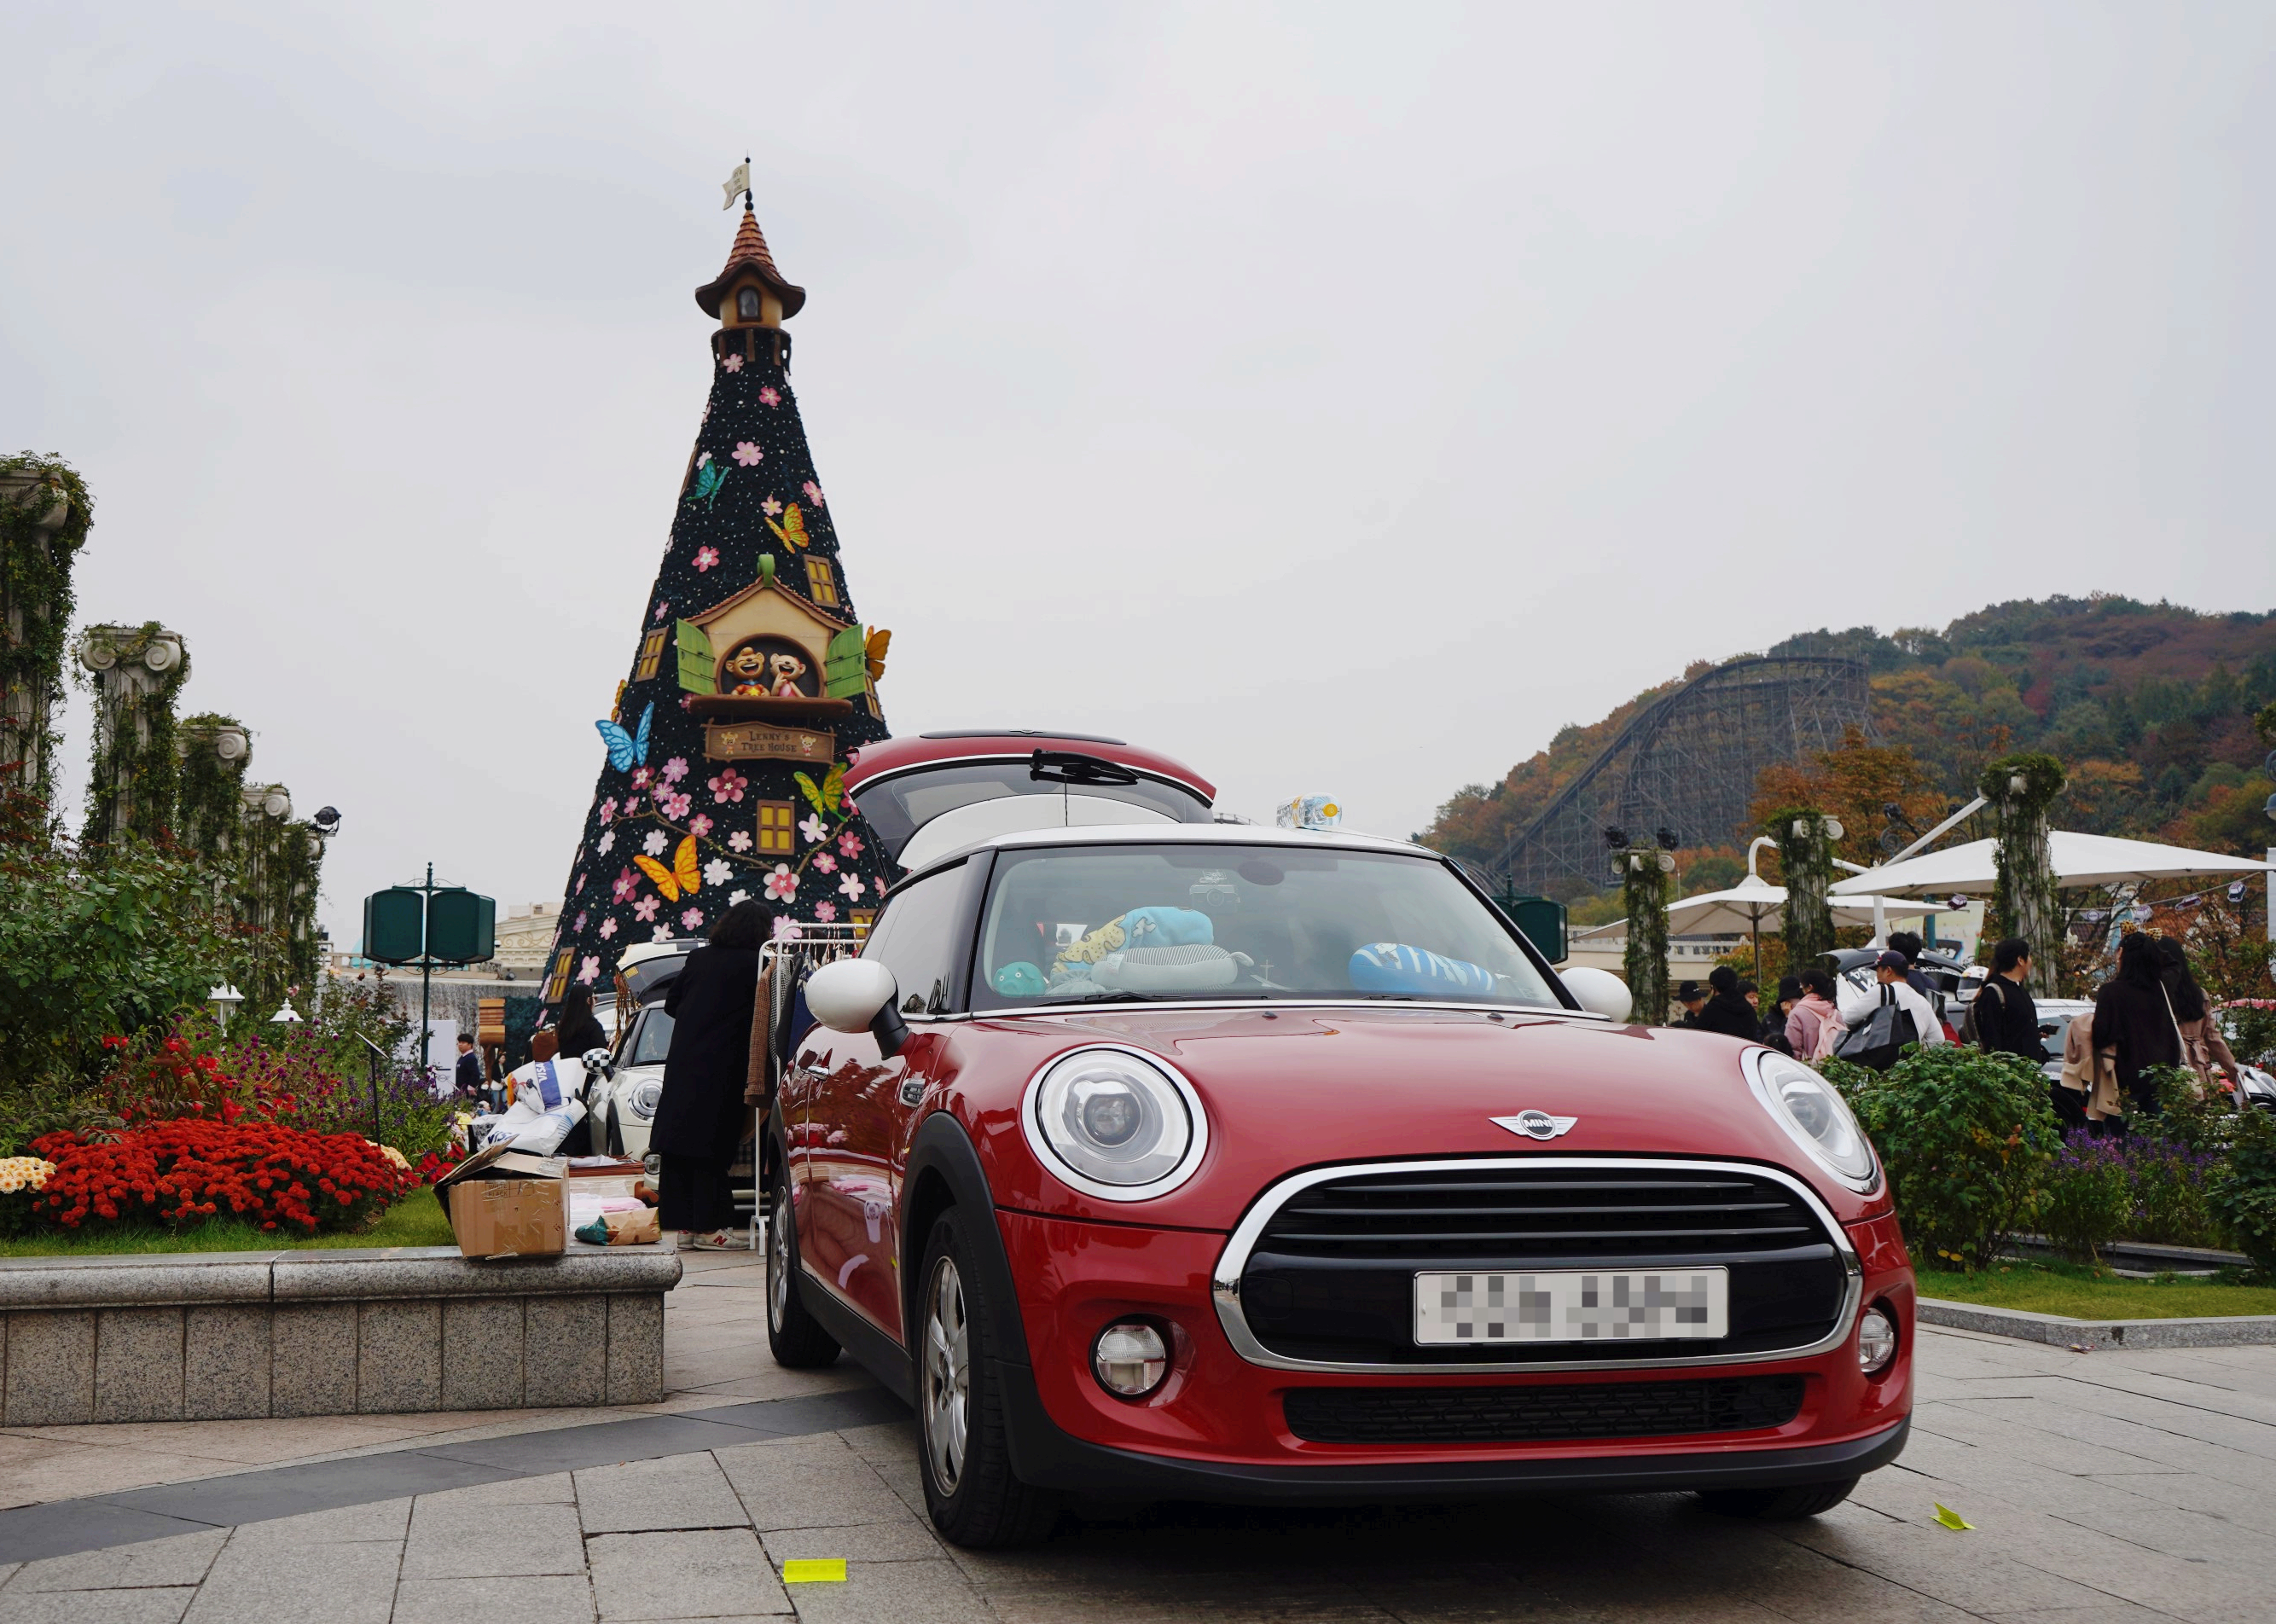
[651,901,774,1246]
[1973,938,2047,1060]
[2091,931,2181,1119]
[1697,965,1759,1039]
[554,987,608,1061]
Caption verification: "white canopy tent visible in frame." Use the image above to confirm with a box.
[1829,832,2273,896]
[1666,876,1953,973]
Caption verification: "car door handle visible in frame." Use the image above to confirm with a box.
[897,1078,924,1108]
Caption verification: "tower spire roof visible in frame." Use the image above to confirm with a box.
[695,206,807,321]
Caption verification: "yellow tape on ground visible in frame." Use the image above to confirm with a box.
[783,1558,848,1583]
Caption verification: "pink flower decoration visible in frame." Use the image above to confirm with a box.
[799,813,827,844]
[694,547,720,572]
[696,450,711,467]
[814,902,838,922]
[659,790,693,820]
[574,871,587,894]
[803,480,825,508]
[632,767,654,790]
[653,924,674,942]
[761,496,782,517]
[733,442,764,467]
[772,917,804,941]
[758,386,781,406]
[613,867,638,903]
[661,756,689,784]
[574,911,589,932]
[688,813,713,838]
[812,852,838,874]
[709,766,747,803]
[622,793,640,815]
[633,896,660,923]
[728,830,753,852]
[578,955,601,984]
[839,873,866,900]
[599,797,618,825]
[681,907,705,931]
[653,600,669,621]
[764,864,798,902]
[722,353,743,373]
[837,829,864,858]
[598,918,618,940]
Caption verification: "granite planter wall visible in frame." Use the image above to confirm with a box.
[0,1243,682,1426]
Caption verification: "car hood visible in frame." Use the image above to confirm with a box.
[954,1005,1876,1231]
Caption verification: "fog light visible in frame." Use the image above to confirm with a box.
[1857,1303,1897,1374]
[1092,1320,1169,1398]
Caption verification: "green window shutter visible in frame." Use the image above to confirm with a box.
[675,620,717,693]
[822,626,868,699]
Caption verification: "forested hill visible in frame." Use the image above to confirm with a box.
[1420,595,2276,871]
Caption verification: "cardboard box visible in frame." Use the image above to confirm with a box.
[435,1142,569,1259]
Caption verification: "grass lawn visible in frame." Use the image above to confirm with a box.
[0,1188,458,1257]
[1919,1257,2276,1320]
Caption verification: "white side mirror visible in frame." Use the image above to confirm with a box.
[1560,966,1634,1023]
[806,958,899,1035]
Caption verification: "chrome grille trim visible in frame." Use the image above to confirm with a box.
[1211,1157,1864,1377]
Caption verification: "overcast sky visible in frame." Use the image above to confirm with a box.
[7,1,2273,944]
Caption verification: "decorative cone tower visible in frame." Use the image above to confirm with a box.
[539,200,897,1009]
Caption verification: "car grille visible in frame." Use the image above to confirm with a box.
[1257,1165,1823,1262]
[1282,1375,1805,1445]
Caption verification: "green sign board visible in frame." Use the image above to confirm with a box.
[362,881,496,966]
[427,889,496,964]
[363,888,427,964]
[1502,894,1569,966]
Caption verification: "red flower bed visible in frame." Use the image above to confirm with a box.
[29,1120,414,1235]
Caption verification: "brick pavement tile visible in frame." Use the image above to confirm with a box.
[1911,1401,2176,1475]
[983,1575,1387,1623]
[392,1575,597,1624]
[2082,1469,2276,1534]
[181,1534,402,1624]
[0,1563,15,1587]
[780,1557,1000,1624]
[401,1500,587,1578]
[219,1495,412,1547]
[8,1528,226,1592]
[0,1416,433,1467]
[716,1436,913,1531]
[575,1453,750,1534]
[414,1471,578,1509]
[586,1527,789,1619]
[0,1586,195,1623]
[1780,1517,2124,1614]
[1979,1606,2206,1624]
[0,1444,257,1510]
[761,1520,947,1563]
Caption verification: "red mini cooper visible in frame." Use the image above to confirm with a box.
[763,733,1913,1547]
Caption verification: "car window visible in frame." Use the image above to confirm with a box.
[862,863,970,1015]
[628,1008,676,1066]
[972,844,1562,1011]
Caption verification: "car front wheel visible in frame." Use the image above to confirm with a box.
[1697,1477,1859,1520]
[915,1209,1060,1548]
[764,1180,839,1369]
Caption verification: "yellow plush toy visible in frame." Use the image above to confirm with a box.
[1051,918,1127,978]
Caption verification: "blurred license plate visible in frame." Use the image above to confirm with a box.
[1414,1268,1728,1345]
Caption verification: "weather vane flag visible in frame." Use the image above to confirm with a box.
[722,159,751,209]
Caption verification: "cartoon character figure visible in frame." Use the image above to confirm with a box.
[768,652,808,698]
[723,644,773,696]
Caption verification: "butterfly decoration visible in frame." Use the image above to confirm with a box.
[634,834,701,902]
[686,460,729,508]
[793,762,848,821]
[595,703,654,773]
[864,628,891,684]
[763,502,810,552]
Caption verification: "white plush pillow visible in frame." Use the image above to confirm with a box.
[1090,944,1242,992]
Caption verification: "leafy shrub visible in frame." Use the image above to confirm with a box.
[2209,1109,2276,1279]
[2122,1134,2227,1248]
[2041,1132,2132,1262]
[27,1121,411,1235]
[2221,1000,2276,1070]
[1843,1045,2059,1272]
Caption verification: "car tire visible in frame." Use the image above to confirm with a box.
[915,1209,1061,1548]
[764,1180,840,1369]
[605,1105,624,1157]
[1696,1476,1859,1521]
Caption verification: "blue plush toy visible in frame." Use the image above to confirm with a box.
[1349,942,1497,997]
[1119,907,1214,947]
[991,961,1048,996]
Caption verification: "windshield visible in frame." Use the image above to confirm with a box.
[626,1010,675,1067]
[971,844,1565,1011]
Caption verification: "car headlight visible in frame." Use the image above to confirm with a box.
[1022,1046,1208,1202]
[1747,1051,1879,1193]
[626,1078,663,1121]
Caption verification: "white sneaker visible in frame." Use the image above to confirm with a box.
[688,1228,752,1250]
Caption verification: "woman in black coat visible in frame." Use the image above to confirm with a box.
[1696,965,1760,1040]
[651,901,774,1242]
[2091,931,2181,1118]
[554,987,608,1060]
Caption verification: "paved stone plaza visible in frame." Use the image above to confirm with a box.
[4,1250,2276,1621]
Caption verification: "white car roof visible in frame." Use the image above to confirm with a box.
[903,820,1440,883]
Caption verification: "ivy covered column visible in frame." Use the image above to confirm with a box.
[1981,752,2067,998]
[176,714,253,866]
[0,455,91,799]
[234,782,325,1009]
[1617,842,1675,1026]
[1772,809,1842,972]
[76,623,187,848]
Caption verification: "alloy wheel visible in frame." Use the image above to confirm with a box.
[768,1193,791,1330]
[922,1256,971,1494]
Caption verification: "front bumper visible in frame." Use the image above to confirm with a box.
[994,1205,1914,1497]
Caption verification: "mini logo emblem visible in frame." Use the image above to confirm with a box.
[1493,1110,1577,1140]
